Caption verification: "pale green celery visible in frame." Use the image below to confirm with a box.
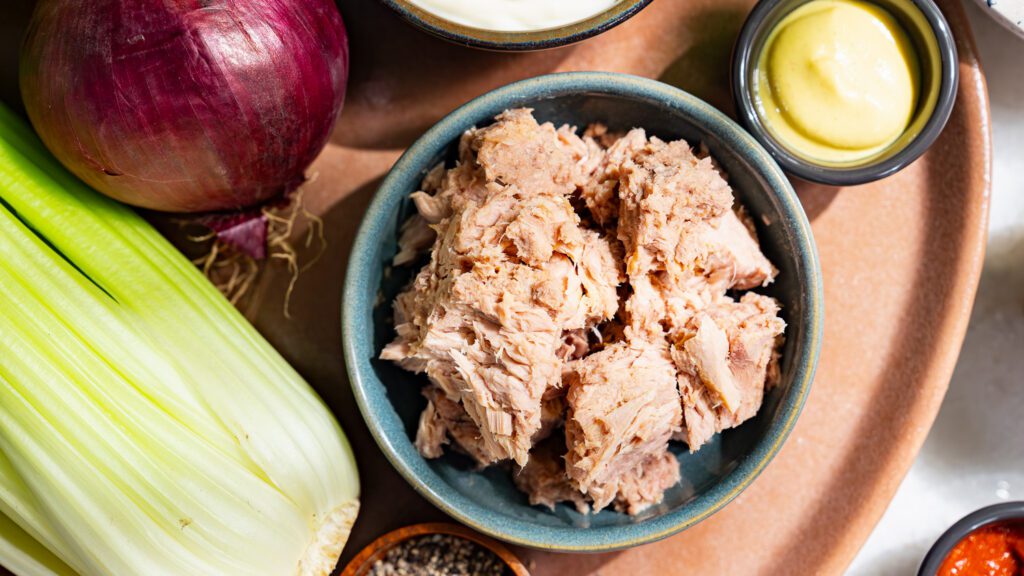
[0,168,256,474]
[0,512,74,576]
[0,103,354,526]
[0,104,358,576]
[0,205,307,574]
[0,452,79,574]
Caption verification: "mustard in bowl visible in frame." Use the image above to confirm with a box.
[732,0,958,185]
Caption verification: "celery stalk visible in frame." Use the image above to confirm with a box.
[0,102,351,522]
[0,512,74,576]
[0,104,359,576]
[0,451,78,575]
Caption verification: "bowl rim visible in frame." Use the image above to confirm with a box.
[342,71,824,551]
[377,0,653,51]
[917,501,1024,575]
[731,0,960,186]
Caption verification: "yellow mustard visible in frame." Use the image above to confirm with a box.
[755,0,920,163]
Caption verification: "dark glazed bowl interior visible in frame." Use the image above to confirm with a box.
[732,0,959,186]
[379,0,652,51]
[918,502,1024,575]
[343,72,823,551]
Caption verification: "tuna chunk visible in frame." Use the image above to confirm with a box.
[415,385,506,467]
[557,329,591,363]
[671,293,786,450]
[606,133,778,345]
[580,128,648,226]
[577,230,625,325]
[690,208,776,292]
[616,136,733,279]
[517,426,680,516]
[613,450,681,515]
[394,214,435,266]
[415,398,448,459]
[679,313,744,413]
[382,111,622,466]
[469,108,598,197]
[564,339,682,512]
[514,437,590,514]
[607,134,775,333]
[622,208,776,340]
[533,387,567,445]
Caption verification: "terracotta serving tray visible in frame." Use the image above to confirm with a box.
[0,0,990,574]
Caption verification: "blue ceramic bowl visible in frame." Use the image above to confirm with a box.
[343,72,824,551]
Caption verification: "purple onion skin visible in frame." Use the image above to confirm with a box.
[20,0,349,213]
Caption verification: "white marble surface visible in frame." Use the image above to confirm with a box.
[972,0,1024,39]
[848,1,1024,574]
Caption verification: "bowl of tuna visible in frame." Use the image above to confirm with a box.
[343,71,823,551]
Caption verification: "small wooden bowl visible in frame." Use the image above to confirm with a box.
[341,522,531,576]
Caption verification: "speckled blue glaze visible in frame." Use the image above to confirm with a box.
[342,72,824,551]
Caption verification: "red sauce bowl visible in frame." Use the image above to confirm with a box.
[918,502,1024,576]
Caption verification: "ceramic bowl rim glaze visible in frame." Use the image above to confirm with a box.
[342,71,824,551]
[917,501,1024,575]
[377,0,653,51]
[731,0,960,186]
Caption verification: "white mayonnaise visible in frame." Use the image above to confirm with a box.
[407,0,622,32]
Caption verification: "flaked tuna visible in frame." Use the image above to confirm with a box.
[382,110,621,466]
[672,293,786,450]
[383,109,784,515]
[514,437,590,514]
[564,339,682,512]
[613,449,681,515]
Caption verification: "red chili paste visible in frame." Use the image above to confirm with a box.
[938,523,1024,576]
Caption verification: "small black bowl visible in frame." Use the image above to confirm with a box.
[732,0,959,186]
[917,501,1024,575]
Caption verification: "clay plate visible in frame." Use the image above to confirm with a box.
[0,0,990,574]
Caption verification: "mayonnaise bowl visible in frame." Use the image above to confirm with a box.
[404,0,621,32]
[379,0,652,50]
[732,0,959,186]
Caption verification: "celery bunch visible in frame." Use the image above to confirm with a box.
[0,104,359,576]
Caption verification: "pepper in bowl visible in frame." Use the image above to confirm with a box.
[341,523,528,576]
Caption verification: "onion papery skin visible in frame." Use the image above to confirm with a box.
[20,0,349,213]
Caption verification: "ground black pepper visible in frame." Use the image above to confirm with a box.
[367,533,512,576]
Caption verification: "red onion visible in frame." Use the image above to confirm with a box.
[20,0,348,213]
